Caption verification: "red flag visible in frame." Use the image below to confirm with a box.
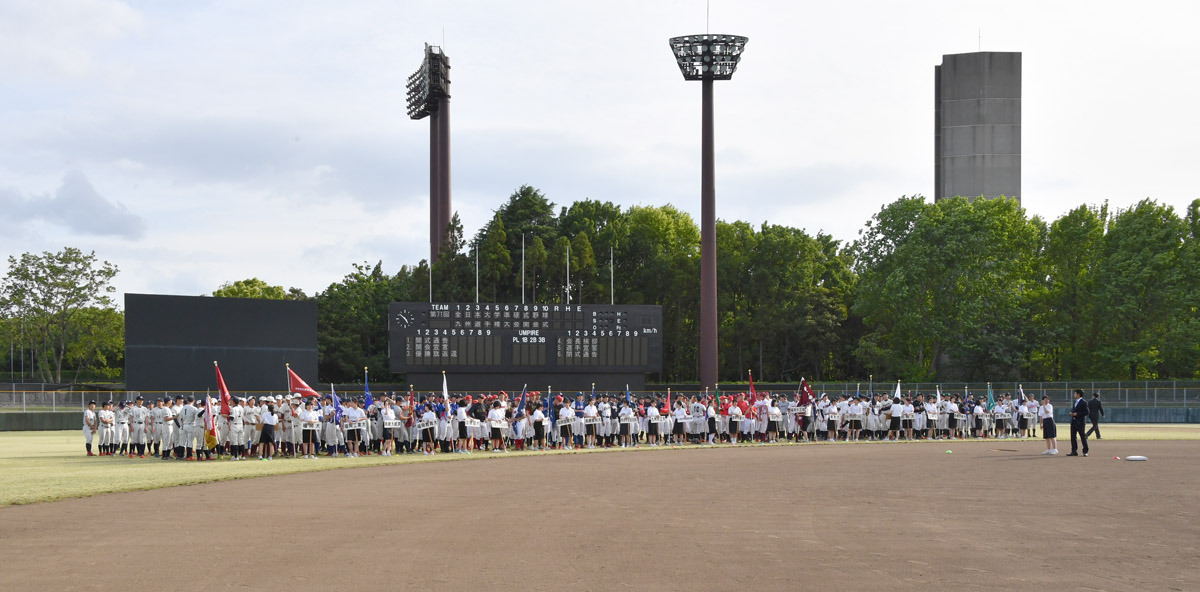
[214,361,232,415]
[800,378,816,405]
[287,365,322,398]
[203,394,218,449]
[749,369,756,398]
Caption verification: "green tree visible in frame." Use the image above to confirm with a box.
[0,247,119,383]
[212,278,288,299]
[853,196,1042,380]
[478,214,513,302]
[1091,199,1187,378]
[569,233,597,303]
[316,261,406,382]
[1035,203,1107,379]
[65,307,124,380]
[524,235,548,303]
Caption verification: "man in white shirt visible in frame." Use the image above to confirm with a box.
[83,401,98,456]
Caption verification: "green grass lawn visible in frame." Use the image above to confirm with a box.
[2,423,1195,506]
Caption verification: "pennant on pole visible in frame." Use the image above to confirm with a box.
[287,365,322,398]
[213,361,232,416]
[363,367,373,408]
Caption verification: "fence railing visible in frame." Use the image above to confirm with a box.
[2,380,1197,411]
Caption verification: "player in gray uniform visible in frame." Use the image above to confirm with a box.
[127,396,151,458]
[148,399,165,457]
[83,400,98,456]
[173,397,196,460]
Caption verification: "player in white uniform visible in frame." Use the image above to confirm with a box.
[114,401,131,456]
[226,398,246,460]
[127,396,150,458]
[83,401,98,456]
[97,401,116,455]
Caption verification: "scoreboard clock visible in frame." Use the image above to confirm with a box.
[388,302,663,374]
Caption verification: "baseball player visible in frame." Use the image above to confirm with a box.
[83,400,98,456]
[97,401,116,455]
[127,396,150,458]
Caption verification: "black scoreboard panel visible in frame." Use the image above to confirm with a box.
[389,302,662,374]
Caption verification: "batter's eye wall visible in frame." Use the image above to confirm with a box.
[125,293,318,392]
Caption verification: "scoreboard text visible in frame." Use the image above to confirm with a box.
[388,302,662,374]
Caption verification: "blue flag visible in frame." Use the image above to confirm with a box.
[515,384,527,417]
[625,384,633,407]
[363,367,373,408]
[330,384,343,426]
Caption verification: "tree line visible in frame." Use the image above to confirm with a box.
[3,187,1197,384]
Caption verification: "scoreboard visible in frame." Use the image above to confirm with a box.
[388,302,662,375]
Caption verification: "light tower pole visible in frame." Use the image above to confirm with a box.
[407,44,452,264]
[668,34,748,391]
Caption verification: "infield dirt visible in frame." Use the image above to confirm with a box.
[2,440,1196,591]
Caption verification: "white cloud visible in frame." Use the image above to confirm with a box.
[0,171,145,239]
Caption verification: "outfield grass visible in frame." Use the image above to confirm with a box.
[1,423,1195,506]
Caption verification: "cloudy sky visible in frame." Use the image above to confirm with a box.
[2,0,1198,301]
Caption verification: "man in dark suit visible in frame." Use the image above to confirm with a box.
[1068,389,1089,456]
[1085,392,1105,439]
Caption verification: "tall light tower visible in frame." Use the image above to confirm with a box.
[669,34,747,390]
[406,44,452,264]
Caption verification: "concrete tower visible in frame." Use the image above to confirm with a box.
[934,51,1021,204]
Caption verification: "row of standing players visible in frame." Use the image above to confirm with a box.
[79,389,1091,458]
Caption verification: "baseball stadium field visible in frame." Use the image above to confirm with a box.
[1,425,1197,590]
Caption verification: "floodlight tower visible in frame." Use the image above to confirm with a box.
[668,34,747,391]
[406,44,452,264]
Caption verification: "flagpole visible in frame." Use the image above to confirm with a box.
[475,245,479,304]
[285,362,290,398]
[521,232,526,305]
[609,245,614,305]
[565,241,571,305]
[428,260,433,303]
